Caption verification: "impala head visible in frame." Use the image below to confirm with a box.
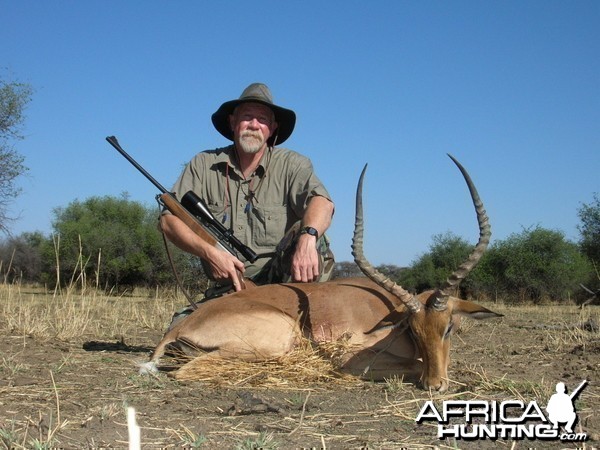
[352,155,502,392]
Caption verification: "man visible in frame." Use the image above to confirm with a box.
[546,382,578,433]
[161,83,335,292]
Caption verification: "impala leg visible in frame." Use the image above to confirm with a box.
[142,306,301,375]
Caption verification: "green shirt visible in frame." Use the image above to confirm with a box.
[170,145,332,277]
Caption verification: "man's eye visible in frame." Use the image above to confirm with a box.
[241,114,269,125]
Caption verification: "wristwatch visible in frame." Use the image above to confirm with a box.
[299,226,319,239]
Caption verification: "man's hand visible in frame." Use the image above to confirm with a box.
[205,246,247,291]
[291,233,320,282]
[160,214,246,291]
[289,195,334,283]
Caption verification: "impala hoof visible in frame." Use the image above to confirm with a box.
[138,361,158,375]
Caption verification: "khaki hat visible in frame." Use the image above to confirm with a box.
[211,83,296,145]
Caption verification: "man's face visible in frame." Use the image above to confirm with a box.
[229,103,277,154]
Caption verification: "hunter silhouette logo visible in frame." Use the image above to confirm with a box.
[415,379,589,441]
[545,380,587,434]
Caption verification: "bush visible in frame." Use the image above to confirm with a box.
[471,227,592,303]
[0,231,45,283]
[47,195,207,292]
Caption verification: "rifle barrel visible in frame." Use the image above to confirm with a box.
[106,136,171,195]
[569,379,588,400]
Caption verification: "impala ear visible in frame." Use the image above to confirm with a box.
[452,299,503,320]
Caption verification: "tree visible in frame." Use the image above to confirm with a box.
[578,193,600,264]
[399,232,473,293]
[331,261,364,279]
[49,195,206,291]
[0,231,45,283]
[0,75,33,233]
[475,227,591,303]
[375,264,406,281]
[331,261,404,281]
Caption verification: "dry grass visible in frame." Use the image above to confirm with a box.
[1,278,598,448]
[0,283,181,342]
[172,337,364,388]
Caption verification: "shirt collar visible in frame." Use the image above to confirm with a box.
[214,145,269,178]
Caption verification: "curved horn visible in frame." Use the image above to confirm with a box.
[438,154,491,298]
[351,164,422,314]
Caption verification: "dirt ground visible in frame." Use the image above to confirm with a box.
[1,299,598,449]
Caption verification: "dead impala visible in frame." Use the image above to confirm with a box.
[143,154,502,391]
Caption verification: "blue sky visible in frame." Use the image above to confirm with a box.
[2,1,598,266]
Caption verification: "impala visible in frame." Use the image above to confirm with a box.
[143,155,502,391]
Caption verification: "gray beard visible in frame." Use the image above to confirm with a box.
[238,131,265,154]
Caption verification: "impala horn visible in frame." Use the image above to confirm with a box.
[352,164,423,314]
[431,154,491,311]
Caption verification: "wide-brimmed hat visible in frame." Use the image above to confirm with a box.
[211,83,296,145]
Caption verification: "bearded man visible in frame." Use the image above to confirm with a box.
[161,83,335,294]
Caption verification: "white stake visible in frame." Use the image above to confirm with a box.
[127,406,141,450]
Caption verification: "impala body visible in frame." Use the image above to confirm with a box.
[145,155,502,391]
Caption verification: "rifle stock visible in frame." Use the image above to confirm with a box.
[160,193,220,249]
[161,194,254,290]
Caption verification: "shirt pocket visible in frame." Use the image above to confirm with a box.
[251,205,288,247]
[206,201,226,226]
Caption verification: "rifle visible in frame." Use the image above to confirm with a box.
[569,379,588,401]
[105,136,257,292]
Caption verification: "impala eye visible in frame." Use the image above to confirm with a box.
[444,322,454,338]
